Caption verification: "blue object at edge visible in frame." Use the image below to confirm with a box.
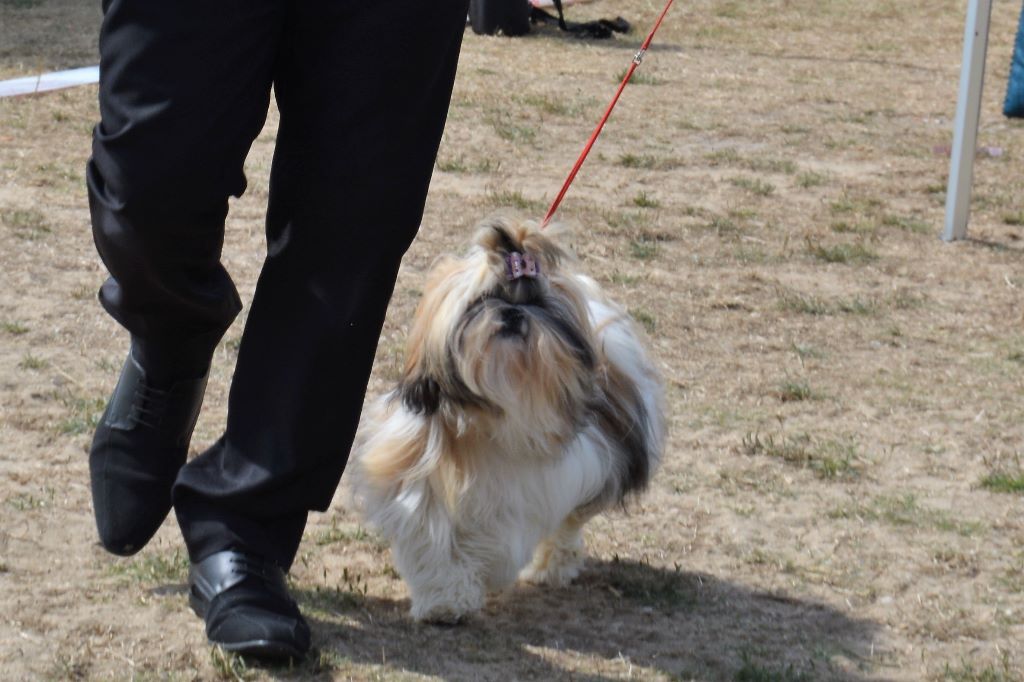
[1004,2,1024,117]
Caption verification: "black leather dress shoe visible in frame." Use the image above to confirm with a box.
[189,550,311,660]
[89,348,208,556]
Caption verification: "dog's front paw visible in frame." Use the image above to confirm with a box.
[409,578,484,624]
[520,536,586,587]
[412,601,472,625]
[520,559,583,587]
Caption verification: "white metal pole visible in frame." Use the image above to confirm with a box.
[944,0,993,242]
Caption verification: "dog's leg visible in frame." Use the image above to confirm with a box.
[519,511,590,587]
[404,552,486,624]
[392,526,486,624]
[408,566,485,624]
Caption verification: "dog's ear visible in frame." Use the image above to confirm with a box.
[475,216,574,279]
[522,224,570,273]
[399,372,492,415]
[399,374,442,415]
[473,215,522,255]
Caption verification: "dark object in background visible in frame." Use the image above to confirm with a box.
[469,0,532,36]
[469,0,629,39]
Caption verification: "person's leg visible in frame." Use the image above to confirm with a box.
[173,0,471,571]
[87,0,285,555]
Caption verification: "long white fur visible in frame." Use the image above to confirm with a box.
[350,227,665,623]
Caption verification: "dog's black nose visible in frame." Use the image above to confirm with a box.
[499,307,528,337]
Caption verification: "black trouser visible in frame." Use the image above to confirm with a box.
[87,0,469,570]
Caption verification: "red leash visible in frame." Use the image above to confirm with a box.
[540,0,676,229]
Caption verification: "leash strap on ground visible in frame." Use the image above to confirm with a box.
[533,0,630,39]
[540,0,676,229]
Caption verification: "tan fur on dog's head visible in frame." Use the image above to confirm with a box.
[396,216,596,450]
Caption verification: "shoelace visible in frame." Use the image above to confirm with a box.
[131,383,170,428]
[225,555,292,603]
[229,555,279,582]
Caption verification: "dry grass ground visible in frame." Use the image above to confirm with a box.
[1,0,1023,680]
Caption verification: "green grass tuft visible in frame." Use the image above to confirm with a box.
[706,215,741,235]
[58,394,107,436]
[632,191,660,208]
[829,193,885,216]
[210,646,255,681]
[890,288,927,310]
[882,214,931,234]
[609,271,641,286]
[474,158,501,174]
[980,472,1024,494]
[315,520,381,547]
[791,343,825,360]
[602,208,652,230]
[109,550,190,585]
[835,297,878,315]
[741,433,859,480]
[486,189,543,212]
[704,149,795,174]
[7,489,53,511]
[777,291,877,316]
[830,220,875,235]
[1001,212,1024,226]
[486,112,537,144]
[615,68,662,86]
[1,208,51,240]
[515,93,580,117]
[616,153,682,170]
[629,239,659,260]
[776,380,815,402]
[630,308,657,335]
[778,291,831,316]
[806,240,878,265]
[796,171,827,188]
[730,176,775,196]
[706,148,742,166]
[618,153,658,169]
[939,655,1016,682]
[436,156,468,172]
[19,354,47,370]
[830,494,984,536]
[747,158,797,174]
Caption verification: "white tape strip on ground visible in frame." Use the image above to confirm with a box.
[0,65,99,98]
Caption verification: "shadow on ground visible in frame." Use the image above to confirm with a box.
[251,558,882,681]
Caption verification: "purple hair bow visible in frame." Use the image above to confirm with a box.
[505,252,540,281]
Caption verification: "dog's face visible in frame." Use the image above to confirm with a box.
[398,218,596,442]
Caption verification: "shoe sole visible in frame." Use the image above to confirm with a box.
[218,639,307,661]
[190,593,307,661]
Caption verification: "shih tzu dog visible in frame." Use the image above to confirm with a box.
[349,217,665,623]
